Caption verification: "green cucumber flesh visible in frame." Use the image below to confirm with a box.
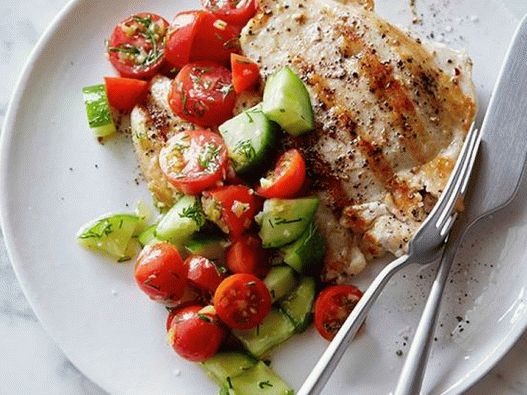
[262,67,314,136]
[77,214,140,259]
[156,196,205,241]
[280,277,316,333]
[281,221,325,274]
[232,309,295,358]
[185,235,229,265]
[137,224,161,247]
[263,266,297,302]
[201,352,257,386]
[257,197,319,248]
[82,84,116,137]
[228,362,294,395]
[219,106,278,174]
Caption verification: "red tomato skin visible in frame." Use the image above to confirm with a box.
[204,185,262,238]
[107,13,169,80]
[226,234,270,278]
[190,12,242,65]
[201,0,258,26]
[159,130,229,195]
[165,12,201,69]
[213,274,272,330]
[134,243,188,306]
[185,255,226,294]
[256,149,307,199]
[168,305,226,362]
[104,77,148,112]
[168,61,236,128]
[231,54,260,93]
[314,285,363,341]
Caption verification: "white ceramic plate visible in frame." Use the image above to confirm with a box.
[1,0,526,394]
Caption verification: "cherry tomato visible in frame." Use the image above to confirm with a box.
[191,12,241,65]
[202,185,262,238]
[168,305,226,362]
[226,234,270,278]
[134,242,188,305]
[165,12,201,70]
[165,285,206,330]
[214,274,272,330]
[169,61,236,127]
[231,54,260,93]
[104,77,148,112]
[314,285,363,341]
[107,13,169,80]
[185,255,226,294]
[201,0,258,26]
[257,149,306,199]
[159,130,228,195]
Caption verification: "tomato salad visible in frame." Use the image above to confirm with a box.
[78,2,364,393]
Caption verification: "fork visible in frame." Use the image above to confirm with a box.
[297,123,482,395]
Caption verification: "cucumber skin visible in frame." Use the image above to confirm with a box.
[228,362,294,395]
[257,197,320,249]
[219,106,278,175]
[281,222,325,274]
[200,352,257,386]
[280,277,316,333]
[263,266,297,302]
[82,84,116,137]
[137,224,160,247]
[185,236,228,265]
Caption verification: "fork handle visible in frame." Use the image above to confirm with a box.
[394,229,465,395]
[298,254,411,395]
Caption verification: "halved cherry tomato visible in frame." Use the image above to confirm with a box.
[104,77,148,112]
[185,255,226,294]
[169,61,236,127]
[214,274,272,330]
[191,12,241,65]
[231,54,260,93]
[257,149,306,199]
[201,0,258,26]
[226,234,270,278]
[314,285,363,341]
[202,185,262,238]
[134,242,188,305]
[168,305,226,361]
[159,130,228,195]
[107,13,169,80]
[165,12,201,70]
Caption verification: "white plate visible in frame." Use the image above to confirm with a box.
[1,0,525,394]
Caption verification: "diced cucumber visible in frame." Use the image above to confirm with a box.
[82,84,116,137]
[233,309,295,358]
[257,197,319,248]
[263,266,297,302]
[137,224,161,247]
[280,277,316,333]
[201,352,257,386]
[185,235,229,265]
[219,106,278,174]
[229,362,294,395]
[77,214,140,259]
[156,196,205,242]
[281,222,325,274]
[262,67,314,136]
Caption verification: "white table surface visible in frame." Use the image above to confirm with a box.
[1,0,527,394]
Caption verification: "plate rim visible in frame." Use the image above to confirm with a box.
[0,1,524,394]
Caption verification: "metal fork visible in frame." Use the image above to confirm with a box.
[298,123,482,395]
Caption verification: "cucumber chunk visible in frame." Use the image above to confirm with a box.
[233,309,295,358]
[82,84,116,137]
[262,67,314,136]
[137,224,161,247]
[280,277,316,333]
[257,197,319,248]
[263,266,297,302]
[219,106,278,174]
[281,222,325,274]
[229,362,294,395]
[77,214,140,259]
[201,352,257,386]
[156,196,205,242]
[185,235,229,265]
